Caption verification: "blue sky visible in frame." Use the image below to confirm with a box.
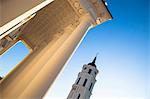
[0,41,30,77]
[44,0,149,99]
[0,0,149,99]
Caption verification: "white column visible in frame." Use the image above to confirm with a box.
[18,14,93,98]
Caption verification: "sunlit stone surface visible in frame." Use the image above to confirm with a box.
[0,0,112,98]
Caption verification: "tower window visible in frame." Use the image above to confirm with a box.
[88,69,92,74]
[83,79,87,87]
[89,83,93,91]
[77,94,80,99]
[76,77,81,84]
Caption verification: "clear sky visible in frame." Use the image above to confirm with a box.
[44,0,149,99]
[0,41,30,77]
[0,0,149,99]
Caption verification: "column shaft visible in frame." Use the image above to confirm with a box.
[0,15,93,99]
[19,15,92,98]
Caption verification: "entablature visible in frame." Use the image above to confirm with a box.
[0,0,112,55]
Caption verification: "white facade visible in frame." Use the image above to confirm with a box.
[67,57,99,99]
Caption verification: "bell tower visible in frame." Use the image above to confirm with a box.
[67,57,99,99]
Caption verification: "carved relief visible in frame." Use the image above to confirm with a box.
[67,0,87,17]
[20,0,80,49]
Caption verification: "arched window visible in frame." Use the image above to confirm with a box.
[89,83,93,91]
[83,79,87,87]
[77,94,80,99]
[76,77,81,84]
[88,69,92,74]
[84,67,87,70]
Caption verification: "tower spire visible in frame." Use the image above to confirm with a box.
[92,56,96,64]
[88,53,98,67]
[67,56,99,99]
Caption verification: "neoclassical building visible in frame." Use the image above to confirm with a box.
[67,57,99,99]
[0,0,112,98]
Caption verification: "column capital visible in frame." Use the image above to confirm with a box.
[79,13,95,26]
[68,0,112,25]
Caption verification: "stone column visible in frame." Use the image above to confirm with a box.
[0,14,93,99]
[18,14,93,99]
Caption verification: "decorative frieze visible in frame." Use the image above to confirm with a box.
[21,0,80,49]
[67,0,87,17]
